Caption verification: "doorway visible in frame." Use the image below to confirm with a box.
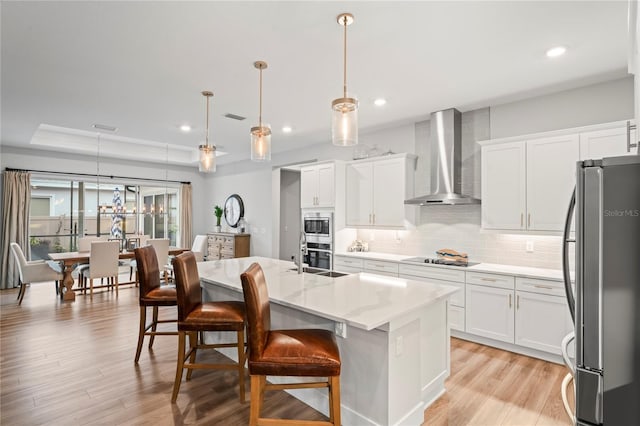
[278,169,301,262]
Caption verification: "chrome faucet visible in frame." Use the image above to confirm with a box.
[298,231,308,274]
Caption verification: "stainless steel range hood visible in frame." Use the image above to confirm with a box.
[405,108,480,205]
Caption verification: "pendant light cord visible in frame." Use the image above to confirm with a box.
[259,66,263,129]
[343,15,348,98]
[205,94,210,148]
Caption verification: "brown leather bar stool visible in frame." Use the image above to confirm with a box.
[134,246,178,363]
[240,262,341,426]
[171,251,246,403]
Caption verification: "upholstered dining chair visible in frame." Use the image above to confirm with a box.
[133,245,178,363]
[76,235,108,287]
[10,242,63,305]
[165,234,208,280]
[129,235,150,283]
[240,262,342,426]
[147,238,171,282]
[171,251,246,403]
[84,240,120,298]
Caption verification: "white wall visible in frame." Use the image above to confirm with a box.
[490,76,634,139]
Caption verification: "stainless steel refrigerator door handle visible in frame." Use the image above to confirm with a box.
[562,188,576,322]
[627,120,638,153]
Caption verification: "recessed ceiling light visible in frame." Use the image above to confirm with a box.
[546,46,566,58]
[374,98,387,106]
[92,123,118,132]
[282,126,292,133]
[179,124,191,132]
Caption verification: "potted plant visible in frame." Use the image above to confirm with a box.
[214,205,223,232]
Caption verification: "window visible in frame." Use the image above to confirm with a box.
[29,177,180,260]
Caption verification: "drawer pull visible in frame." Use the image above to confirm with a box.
[509,294,512,308]
[533,284,555,290]
[516,295,520,310]
[374,265,384,268]
[480,277,497,282]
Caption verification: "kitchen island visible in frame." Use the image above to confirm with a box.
[198,256,458,426]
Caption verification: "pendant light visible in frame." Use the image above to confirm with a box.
[331,13,358,146]
[251,61,271,162]
[199,90,216,173]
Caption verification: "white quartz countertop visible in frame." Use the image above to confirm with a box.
[335,251,571,282]
[198,256,459,331]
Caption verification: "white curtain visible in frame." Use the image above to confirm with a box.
[1,171,31,289]
[180,183,193,249]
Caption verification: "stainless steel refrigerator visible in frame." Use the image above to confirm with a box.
[562,155,640,425]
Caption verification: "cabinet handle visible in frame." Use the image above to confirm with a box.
[373,213,376,224]
[509,294,512,308]
[628,121,638,153]
[480,277,497,282]
[528,214,531,228]
[369,213,372,224]
[516,295,520,310]
[520,213,524,228]
[533,284,555,290]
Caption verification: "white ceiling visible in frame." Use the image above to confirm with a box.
[1,1,631,167]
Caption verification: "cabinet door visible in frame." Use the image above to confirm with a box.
[515,291,573,355]
[579,126,638,160]
[300,167,318,208]
[346,163,373,226]
[481,141,526,230]
[316,163,335,207]
[526,134,579,231]
[372,158,405,227]
[465,284,514,343]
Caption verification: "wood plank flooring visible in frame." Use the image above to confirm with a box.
[1,279,573,425]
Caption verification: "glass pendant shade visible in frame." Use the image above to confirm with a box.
[251,124,271,162]
[331,97,358,146]
[199,144,216,173]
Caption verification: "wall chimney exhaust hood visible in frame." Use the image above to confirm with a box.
[405,108,480,206]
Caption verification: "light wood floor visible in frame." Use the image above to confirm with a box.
[1,279,573,425]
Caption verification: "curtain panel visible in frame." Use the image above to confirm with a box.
[180,183,193,249]
[1,171,32,289]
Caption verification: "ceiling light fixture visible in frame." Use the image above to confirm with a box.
[374,98,387,106]
[179,124,191,132]
[199,91,216,173]
[251,60,271,162]
[331,12,358,147]
[92,123,118,132]
[546,46,567,58]
[282,126,292,133]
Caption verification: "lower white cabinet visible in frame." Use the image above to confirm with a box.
[515,290,573,355]
[333,256,363,274]
[363,259,398,277]
[465,284,515,343]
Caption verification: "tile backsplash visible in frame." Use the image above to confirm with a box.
[354,205,571,270]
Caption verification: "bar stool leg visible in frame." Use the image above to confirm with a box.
[330,375,341,426]
[135,306,147,363]
[249,375,265,426]
[186,331,197,381]
[237,329,246,403]
[171,331,186,402]
[149,306,159,348]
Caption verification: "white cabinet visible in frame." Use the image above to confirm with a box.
[579,125,638,160]
[300,163,335,208]
[526,135,579,231]
[333,255,363,274]
[399,263,466,332]
[481,141,526,230]
[480,135,579,232]
[345,154,415,228]
[514,277,573,355]
[363,259,399,277]
[465,283,515,343]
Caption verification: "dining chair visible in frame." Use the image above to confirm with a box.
[134,245,178,363]
[147,238,170,283]
[84,240,120,298]
[240,262,342,426]
[10,242,64,305]
[170,251,246,403]
[129,235,150,283]
[190,235,208,262]
[76,235,108,287]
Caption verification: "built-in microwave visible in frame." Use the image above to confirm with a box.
[303,212,333,241]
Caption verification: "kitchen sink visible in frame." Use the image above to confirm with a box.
[287,267,349,278]
[316,271,349,278]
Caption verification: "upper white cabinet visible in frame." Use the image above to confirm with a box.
[345,154,415,228]
[481,135,578,232]
[301,162,335,208]
[480,121,637,232]
[579,125,638,160]
[481,141,526,230]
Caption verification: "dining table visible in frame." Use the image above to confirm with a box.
[49,247,188,301]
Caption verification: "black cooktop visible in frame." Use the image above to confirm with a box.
[402,257,478,267]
